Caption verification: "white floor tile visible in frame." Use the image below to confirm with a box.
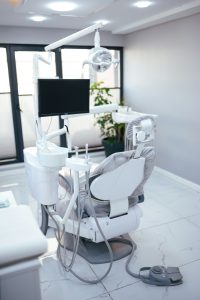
[1,164,200,300]
[89,256,139,292]
[131,218,200,268]
[40,254,108,300]
[90,217,200,293]
[40,253,97,283]
[186,214,200,228]
[138,198,181,229]
[146,171,200,218]
[41,279,107,300]
[86,294,112,300]
[155,189,200,218]
[110,260,200,300]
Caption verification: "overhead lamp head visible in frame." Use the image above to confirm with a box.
[83,30,119,73]
[88,47,112,72]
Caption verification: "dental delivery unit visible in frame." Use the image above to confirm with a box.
[24,23,183,286]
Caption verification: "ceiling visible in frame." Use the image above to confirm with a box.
[0,0,200,34]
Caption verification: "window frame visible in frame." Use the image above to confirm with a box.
[0,43,123,164]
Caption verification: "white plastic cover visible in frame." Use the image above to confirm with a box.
[24,147,59,205]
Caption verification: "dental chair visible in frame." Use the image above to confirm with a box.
[24,113,156,267]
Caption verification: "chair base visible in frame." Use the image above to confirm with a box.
[62,233,136,264]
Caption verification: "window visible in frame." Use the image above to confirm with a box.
[15,50,60,148]
[61,47,122,149]
[0,47,16,161]
[0,44,123,163]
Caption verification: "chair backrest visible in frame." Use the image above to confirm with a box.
[90,157,145,201]
[90,157,145,218]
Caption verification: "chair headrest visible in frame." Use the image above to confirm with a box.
[126,115,156,141]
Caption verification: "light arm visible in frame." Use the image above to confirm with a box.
[45,23,103,52]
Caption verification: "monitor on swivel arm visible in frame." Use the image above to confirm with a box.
[38,78,90,117]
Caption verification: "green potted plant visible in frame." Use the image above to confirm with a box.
[90,81,125,157]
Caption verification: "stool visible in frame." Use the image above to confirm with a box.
[0,205,47,300]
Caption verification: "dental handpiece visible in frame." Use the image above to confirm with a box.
[74,146,79,158]
[85,144,89,161]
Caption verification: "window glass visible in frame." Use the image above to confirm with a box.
[0,48,10,93]
[61,48,121,148]
[0,46,122,163]
[62,49,90,79]
[0,48,16,160]
[15,51,60,147]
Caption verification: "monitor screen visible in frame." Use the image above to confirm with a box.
[38,79,90,117]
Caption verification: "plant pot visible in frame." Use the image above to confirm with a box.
[102,138,124,157]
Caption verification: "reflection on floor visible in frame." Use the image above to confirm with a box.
[0,159,200,300]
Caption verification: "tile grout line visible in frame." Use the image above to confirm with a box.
[88,263,110,295]
[154,167,200,193]
[136,215,186,232]
[105,279,141,294]
[183,215,200,228]
[145,195,200,221]
[179,257,200,268]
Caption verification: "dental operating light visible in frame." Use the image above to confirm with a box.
[83,29,119,72]
[45,23,119,72]
[82,29,119,72]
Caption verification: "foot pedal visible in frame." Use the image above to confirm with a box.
[139,265,183,286]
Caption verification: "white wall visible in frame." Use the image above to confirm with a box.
[124,13,200,185]
[0,26,124,46]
